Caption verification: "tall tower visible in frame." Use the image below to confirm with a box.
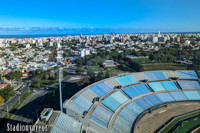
[57,44,63,112]
[158,31,161,38]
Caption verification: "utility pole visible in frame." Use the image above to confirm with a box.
[59,67,63,112]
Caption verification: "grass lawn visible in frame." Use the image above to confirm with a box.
[174,117,200,133]
[106,66,130,76]
[142,63,187,71]
[132,58,151,62]
[88,65,102,71]
[40,80,56,87]
[160,111,200,133]
[86,65,130,76]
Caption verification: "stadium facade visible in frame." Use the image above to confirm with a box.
[32,70,200,133]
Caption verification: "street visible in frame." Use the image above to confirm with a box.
[0,71,83,133]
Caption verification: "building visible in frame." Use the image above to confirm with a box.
[151,36,158,43]
[49,42,54,47]
[57,42,61,49]
[80,49,90,57]
[159,37,168,42]
[103,60,120,67]
[122,37,126,43]
[175,37,180,43]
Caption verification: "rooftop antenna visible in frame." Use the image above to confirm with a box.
[57,42,63,112]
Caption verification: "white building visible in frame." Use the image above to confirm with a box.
[50,42,53,47]
[80,49,90,57]
[57,42,61,49]
[151,36,158,43]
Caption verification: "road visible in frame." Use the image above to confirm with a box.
[10,74,82,124]
[0,84,28,122]
[0,71,83,132]
[0,65,77,121]
[10,90,47,125]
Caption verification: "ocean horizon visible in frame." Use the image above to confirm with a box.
[0,31,200,39]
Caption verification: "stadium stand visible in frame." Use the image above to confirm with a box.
[123,87,140,98]
[110,91,129,104]
[89,82,113,98]
[54,112,82,133]
[156,93,174,102]
[134,84,151,94]
[102,96,121,111]
[177,71,199,79]
[148,82,166,92]
[33,70,200,133]
[183,91,200,100]
[131,72,147,81]
[163,71,179,79]
[144,72,167,81]
[194,81,200,89]
[169,91,188,101]
[86,127,98,133]
[81,89,99,102]
[69,102,85,115]
[112,116,132,133]
[104,78,121,89]
[118,108,136,123]
[177,81,197,90]
[116,75,138,86]
[134,98,152,110]
[90,85,106,97]
[144,95,162,105]
[51,127,66,133]
[96,82,113,93]
[70,96,92,115]
[90,104,113,127]
[161,81,179,90]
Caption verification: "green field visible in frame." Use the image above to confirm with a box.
[142,63,188,71]
[174,117,200,133]
[132,58,151,62]
[160,111,200,133]
[40,80,56,87]
[88,65,102,71]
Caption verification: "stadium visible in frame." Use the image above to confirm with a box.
[33,70,200,133]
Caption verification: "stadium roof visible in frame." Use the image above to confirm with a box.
[33,70,200,133]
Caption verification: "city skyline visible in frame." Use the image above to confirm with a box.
[0,0,200,34]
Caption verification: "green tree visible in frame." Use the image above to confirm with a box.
[7,71,22,81]
[0,85,14,101]
[0,96,4,103]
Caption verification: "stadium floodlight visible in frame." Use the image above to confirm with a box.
[57,43,63,112]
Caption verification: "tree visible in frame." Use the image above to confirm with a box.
[7,71,22,81]
[105,71,110,78]
[77,77,90,88]
[32,76,41,89]
[76,67,84,75]
[0,96,4,103]
[0,85,14,101]
[63,70,68,77]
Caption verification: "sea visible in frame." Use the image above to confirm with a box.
[0,32,199,39]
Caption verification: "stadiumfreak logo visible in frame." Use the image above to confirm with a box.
[7,123,47,132]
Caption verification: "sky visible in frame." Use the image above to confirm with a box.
[0,0,200,34]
